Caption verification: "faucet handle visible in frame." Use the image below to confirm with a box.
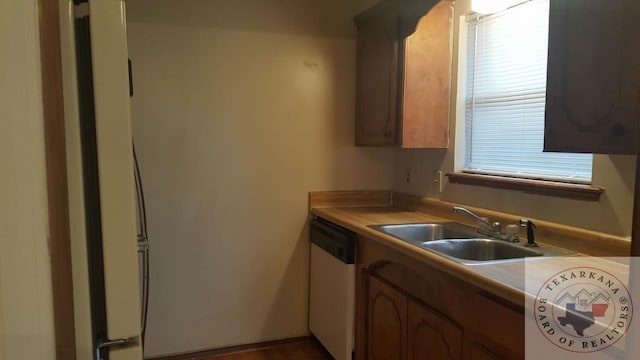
[505,224,520,242]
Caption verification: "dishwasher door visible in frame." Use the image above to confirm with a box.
[309,219,355,360]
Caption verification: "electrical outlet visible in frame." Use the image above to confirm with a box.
[405,168,412,184]
[433,170,443,193]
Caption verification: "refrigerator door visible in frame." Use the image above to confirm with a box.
[89,1,143,359]
[62,0,142,358]
[59,0,94,357]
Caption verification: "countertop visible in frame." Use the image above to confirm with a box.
[310,205,631,308]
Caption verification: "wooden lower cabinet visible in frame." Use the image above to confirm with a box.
[368,276,407,359]
[463,295,524,358]
[367,276,462,360]
[408,299,462,360]
[357,237,524,360]
[464,341,501,360]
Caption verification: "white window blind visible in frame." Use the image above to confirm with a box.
[464,0,592,183]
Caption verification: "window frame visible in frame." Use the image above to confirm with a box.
[449,0,602,200]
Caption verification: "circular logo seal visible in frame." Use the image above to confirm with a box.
[534,266,633,353]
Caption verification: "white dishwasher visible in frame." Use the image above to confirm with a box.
[309,218,356,360]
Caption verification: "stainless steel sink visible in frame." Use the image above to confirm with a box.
[368,222,477,243]
[368,222,575,265]
[420,238,543,264]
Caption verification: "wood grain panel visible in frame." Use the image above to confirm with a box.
[464,341,501,360]
[357,233,525,358]
[446,172,603,201]
[462,294,524,357]
[401,0,453,148]
[355,267,370,360]
[38,0,76,358]
[370,259,469,320]
[308,190,392,210]
[368,276,407,360]
[408,300,462,360]
[544,0,640,154]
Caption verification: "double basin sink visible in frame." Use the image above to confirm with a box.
[368,222,571,265]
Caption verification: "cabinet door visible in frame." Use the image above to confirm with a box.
[408,300,462,360]
[354,2,399,146]
[464,340,502,360]
[544,0,640,154]
[463,295,524,359]
[401,0,453,149]
[368,276,407,359]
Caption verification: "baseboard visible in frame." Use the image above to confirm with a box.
[144,335,318,360]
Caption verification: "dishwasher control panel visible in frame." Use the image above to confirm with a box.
[310,218,355,264]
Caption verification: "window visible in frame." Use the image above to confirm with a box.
[462,0,592,184]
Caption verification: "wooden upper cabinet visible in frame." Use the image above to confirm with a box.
[354,0,453,147]
[544,0,640,154]
[401,0,453,148]
[355,1,399,146]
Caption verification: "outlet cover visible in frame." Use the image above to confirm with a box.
[433,170,443,193]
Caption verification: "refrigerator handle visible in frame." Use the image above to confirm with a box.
[95,336,139,360]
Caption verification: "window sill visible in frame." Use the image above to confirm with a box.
[446,173,604,201]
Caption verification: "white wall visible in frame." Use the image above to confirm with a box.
[126,0,391,356]
[394,0,636,237]
[0,0,56,359]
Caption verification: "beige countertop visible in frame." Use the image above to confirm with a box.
[310,204,631,308]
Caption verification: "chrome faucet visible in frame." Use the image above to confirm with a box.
[452,206,519,242]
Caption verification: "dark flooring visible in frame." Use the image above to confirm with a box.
[171,339,333,360]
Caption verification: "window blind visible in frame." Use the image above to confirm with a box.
[464,0,592,183]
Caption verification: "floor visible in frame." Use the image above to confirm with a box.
[173,339,333,360]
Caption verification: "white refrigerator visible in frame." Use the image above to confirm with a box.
[60,0,143,359]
